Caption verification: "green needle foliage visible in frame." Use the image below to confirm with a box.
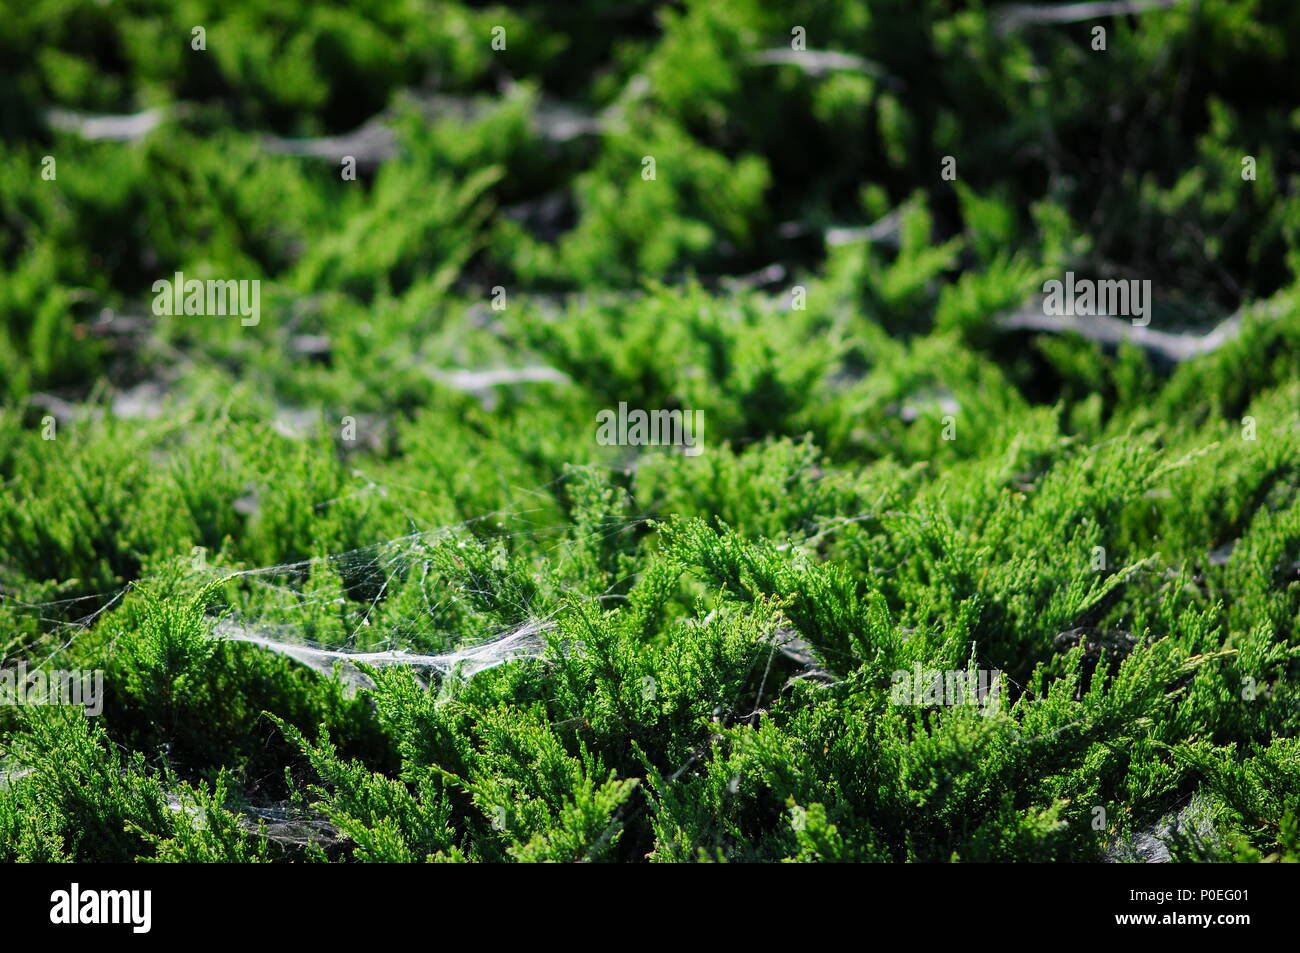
[2,0,1300,862]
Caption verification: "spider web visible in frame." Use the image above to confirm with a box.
[1,463,682,697]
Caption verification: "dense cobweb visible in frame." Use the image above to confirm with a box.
[2,464,649,698]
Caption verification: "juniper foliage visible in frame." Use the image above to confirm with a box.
[2,0,1299,862]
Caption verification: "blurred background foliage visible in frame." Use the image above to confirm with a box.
[3,0,1300,404]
